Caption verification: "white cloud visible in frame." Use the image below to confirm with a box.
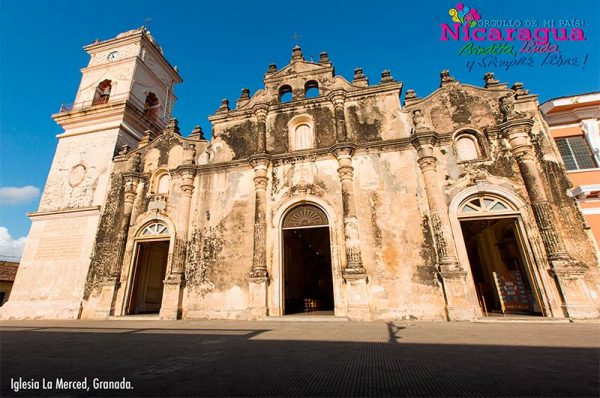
[0,186,40,205]
[0,226,27,260]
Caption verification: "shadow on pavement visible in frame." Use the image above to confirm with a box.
[1,322,598,397]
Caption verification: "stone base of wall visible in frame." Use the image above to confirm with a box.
[0,299,82,320]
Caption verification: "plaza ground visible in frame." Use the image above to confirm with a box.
[1,318,599,397]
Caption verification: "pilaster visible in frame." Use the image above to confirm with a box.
[331,144,370,320]
[500,113,599,319]
[410,112,475,320]
[96,169,142,319]
[160,146,197,320]
[247,154,270,319]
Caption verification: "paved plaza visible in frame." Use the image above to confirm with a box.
[1,319,599,397]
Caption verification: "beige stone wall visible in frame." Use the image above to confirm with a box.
[1,210,99,319]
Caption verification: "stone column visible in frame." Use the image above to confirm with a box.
[330,91,348,142]
[410,113,475,320]
[500,115,598,319]
[247,154,270,319]
[160,150,197,320]
[96,170,142,318]
[331,144,371,320]
[254,104,268,154]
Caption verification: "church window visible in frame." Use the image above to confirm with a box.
[292,124,313,151]
[156,173,170,194]
[288,115,315,151]
[141,222,169,237]
[279,85,293,103]
[455,133,481,162]
[459,195,513,215]
[93,79,112,105]
[304,80,319,98]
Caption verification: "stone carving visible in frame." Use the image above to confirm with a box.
[412,110,427,131]
[183,144,196,165]
[130,153,142,172]
[499,92,525,122]
[119,144,130,155]
[430,211,448,259]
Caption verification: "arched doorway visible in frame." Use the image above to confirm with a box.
[457,194,544,317]
[282,204,334,315]
[127,222,170,315]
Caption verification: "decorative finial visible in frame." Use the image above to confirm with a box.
[217,98,230,113]
[440,69,455,86]
[291,45,303,61]
[353,67,369,86]
[139,130,152,147]
[236,88,251,109]
[380,70,395,84]
[164,118,181,135]
[484,72,499,88]
[267,63,277,74]
[319,51,330,65]
[189,125,206,140]
[405,89,418,100]
[511,82,529,98]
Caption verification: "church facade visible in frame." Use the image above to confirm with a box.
[2,28,600,321]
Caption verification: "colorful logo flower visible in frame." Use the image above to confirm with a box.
[449,3,481,28]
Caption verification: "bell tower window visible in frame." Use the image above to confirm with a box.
[93,79,112,105]
[279,85,293,103]
[143,92,160,121]
[304,80,319,99]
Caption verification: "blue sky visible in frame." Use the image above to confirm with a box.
[0,0,598,259]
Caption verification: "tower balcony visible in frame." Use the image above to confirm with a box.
[56,93,167,130]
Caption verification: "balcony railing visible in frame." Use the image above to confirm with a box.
[57,93,166,129]
[58,92,130,113]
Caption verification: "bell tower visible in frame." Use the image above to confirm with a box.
[1,28,182,319]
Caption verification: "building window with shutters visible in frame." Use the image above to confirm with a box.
[555,136,598,171]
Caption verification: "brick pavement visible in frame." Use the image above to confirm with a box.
[1,319,598,397]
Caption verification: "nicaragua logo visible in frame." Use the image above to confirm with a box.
[441,3,585,49]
